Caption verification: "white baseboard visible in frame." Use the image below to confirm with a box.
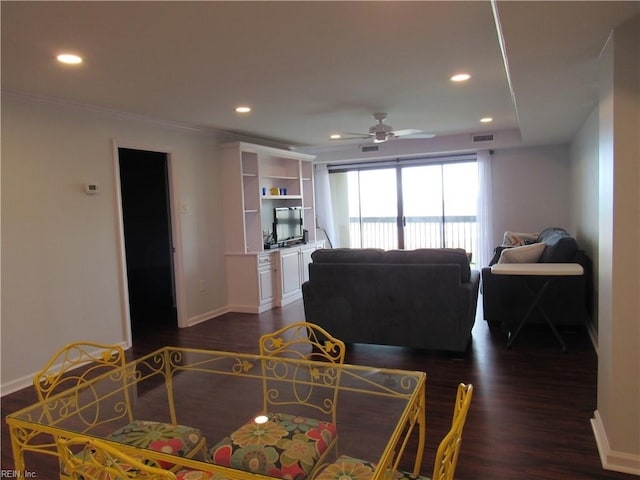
[591,410,640,475]
[224,303,277,314]
[186,306,230,327]
[1,372,36,396]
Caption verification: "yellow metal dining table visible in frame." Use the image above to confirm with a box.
[6,346,426,480]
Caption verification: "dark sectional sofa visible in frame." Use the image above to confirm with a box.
[481,227,592,327]
[301,248,480,353]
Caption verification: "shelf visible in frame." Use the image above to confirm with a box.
[223,142,315,256]
[262,175,299,180]
[262,195,302,200]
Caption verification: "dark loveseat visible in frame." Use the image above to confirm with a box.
[301,248,480,353]
[481,227,592,327]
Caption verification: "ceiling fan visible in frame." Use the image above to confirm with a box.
[335,113,435,143]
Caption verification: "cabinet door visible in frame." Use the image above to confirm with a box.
[258,266,274,304]
[279,249,302,300]
[300,246,315,284]
[257,254,274,306]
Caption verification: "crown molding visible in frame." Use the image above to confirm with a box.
[2,89,303,151]
[2,88,219,136]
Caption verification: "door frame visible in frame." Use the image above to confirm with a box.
[112,139,187,347]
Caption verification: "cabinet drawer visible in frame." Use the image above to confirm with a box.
[257,254,273,267]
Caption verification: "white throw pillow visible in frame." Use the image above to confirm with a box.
[498,242,546,264]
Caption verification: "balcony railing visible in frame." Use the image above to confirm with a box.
[349,215,477,257]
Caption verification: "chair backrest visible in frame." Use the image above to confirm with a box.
[431,383,473,480]
[33,342,126,402]
[57,436,177,479]
[33,341,136,433]
[259,322,346,422]
[259,322,346,363]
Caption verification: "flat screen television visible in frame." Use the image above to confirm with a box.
[273,207,304,244]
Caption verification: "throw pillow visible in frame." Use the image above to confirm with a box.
[502,231,539,247]
[497,242,546,264]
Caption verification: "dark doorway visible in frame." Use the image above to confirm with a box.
[118,148,177,337]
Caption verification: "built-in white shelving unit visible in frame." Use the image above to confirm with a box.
[220,142,321,313]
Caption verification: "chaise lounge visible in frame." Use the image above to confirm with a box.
[481,227,592,328]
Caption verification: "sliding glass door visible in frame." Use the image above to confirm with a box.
[330,158,478,257]
[347,169,398,249]
[401,164,444,250]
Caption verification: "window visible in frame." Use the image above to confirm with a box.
[329,156,478,258]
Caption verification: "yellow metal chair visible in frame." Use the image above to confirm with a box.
[33,342,207,471]
[430,383,473,480]
[58,436,226,480]
[209,322,346,480]
[314,383,473,480]
[259,321,346,363]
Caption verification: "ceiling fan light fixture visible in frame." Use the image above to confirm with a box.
[374,131,390,143]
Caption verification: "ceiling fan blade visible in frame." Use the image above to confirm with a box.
[401,132,436,139]
[330,132,372,141]
[340,132,372,137]
[390,128,424,136]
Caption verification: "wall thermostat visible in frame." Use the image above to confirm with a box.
[84,183,100,195]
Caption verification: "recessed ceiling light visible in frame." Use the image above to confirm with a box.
[450,73,471,82]
[57,53,82,65]
[480,117,493,123]
[235,106,251,113]
[330,134,341,140]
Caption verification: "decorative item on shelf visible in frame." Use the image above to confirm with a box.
[262,187,267,196]
[280,187,287,195]
[270,187,280,195]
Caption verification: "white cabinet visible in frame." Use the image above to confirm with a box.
[226,252,276,313]
[257,253,275,306]
[221,142,319,312]
[225,243,322,312]
[278,248,302,306]
[275,242,323,307]
[300,243,316,284]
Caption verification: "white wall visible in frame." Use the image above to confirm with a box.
[490,144,572,246]
[1,94,227,392]
[591,14,640,474]
[570,108,600,334]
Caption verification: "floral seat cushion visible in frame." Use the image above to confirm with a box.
[108,420,205,469]
[209,413,337,480]
[315,455,430,480]
[174,471,231,480]
[65,449,228,480]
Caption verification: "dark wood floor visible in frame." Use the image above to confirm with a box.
[2,299,636,480]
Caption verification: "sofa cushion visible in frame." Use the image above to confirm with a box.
[382,248,471,282]
[311,248,384,264]
[311,248,471,283]
[497,243,546,264]
[537,227,578,263]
